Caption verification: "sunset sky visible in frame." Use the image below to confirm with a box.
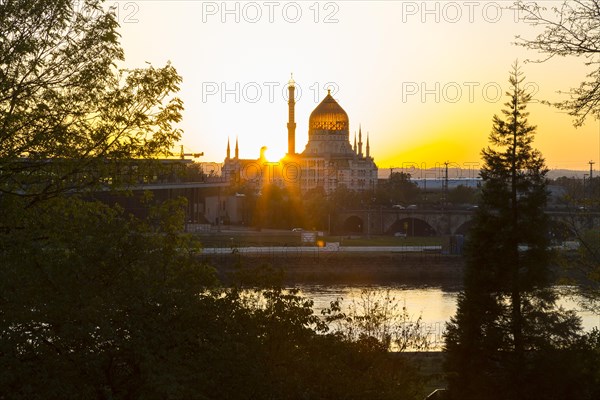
[114,0,599,173]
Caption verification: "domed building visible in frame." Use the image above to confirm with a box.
[292,84,378,194]
[303,90,353,155]
[223,77,378,194]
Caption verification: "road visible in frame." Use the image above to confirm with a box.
[201,245,443,254]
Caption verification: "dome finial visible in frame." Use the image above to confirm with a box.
[288,73,295,86]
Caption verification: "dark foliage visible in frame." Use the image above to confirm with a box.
[0,197,425,400]
[444,63,585,400]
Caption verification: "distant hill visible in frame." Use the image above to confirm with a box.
[546,169,591,179]
[378,168,591,180]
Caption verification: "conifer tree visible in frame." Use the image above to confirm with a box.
[444,62,581,400]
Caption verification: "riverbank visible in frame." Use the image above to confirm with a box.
[199,247,586,287]
[200,251,465,285]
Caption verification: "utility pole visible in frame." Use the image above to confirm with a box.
[389,166,398,178]
[442,161,449,209]
[589,161,595,199]
[443,161,451,235]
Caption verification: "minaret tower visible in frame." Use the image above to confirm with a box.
[358,124,363,157]
[287,74,296,155]
[235,136,239,159]
[226,137,231,160]
[353,132,357,153]
[366,133,370,158]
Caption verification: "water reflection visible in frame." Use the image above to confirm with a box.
[298,284,600,346]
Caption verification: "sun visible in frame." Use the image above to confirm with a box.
[263,147,286,163]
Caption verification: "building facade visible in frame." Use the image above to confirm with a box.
[223,77,378,194]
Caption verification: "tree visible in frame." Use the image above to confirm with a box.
[0,2,431,399]
[517,0,600,347]
[0,0,182,205]
[303,186,329,230]
[447,185,478,205]
[444,63,582,400]
[253,184,303,229]
[329,184,363,210]
[0,197,220,399]
[1,196,429,400]
[323,289,431,352]
[0,2,200,396]
[516,0,600,126]
[375,172,420,206]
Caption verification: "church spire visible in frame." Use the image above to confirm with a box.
[287,73,296,155]
[358,124,363,157]
[366,132,370,158]
[235,136,239,159]
[226,137,231,160]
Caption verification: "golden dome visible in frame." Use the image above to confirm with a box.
[309,90,349,136]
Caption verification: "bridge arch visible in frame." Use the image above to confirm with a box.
[454,220,475,236]
[337,209,600,237]
[387,217,436,236]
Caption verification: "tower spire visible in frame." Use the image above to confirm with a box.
[287,73,296,155]
[226,137,231,160]
[353,132,357,153]
[366,132,370,158]
[358,124,363,157]
[235,136,239,159]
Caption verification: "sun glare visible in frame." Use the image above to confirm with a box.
[264,147,285,163]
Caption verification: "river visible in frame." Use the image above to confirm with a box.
[296,284,600,348]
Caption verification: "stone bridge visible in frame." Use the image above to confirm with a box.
[335,209,600,238]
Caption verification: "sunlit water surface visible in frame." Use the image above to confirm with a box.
[296,284,600,348]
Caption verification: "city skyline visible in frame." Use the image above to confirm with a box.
[115,1,600,171]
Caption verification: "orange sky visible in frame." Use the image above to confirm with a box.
[114,1,600,172]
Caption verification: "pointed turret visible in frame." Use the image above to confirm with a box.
[235,136,239,159]
[366,133,370,158]
[226,137,231,160]
[358,124,363,157]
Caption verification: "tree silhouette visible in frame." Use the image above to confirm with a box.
[444,62,582,400]
[0,0,182,205]
[517,2,600,362]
